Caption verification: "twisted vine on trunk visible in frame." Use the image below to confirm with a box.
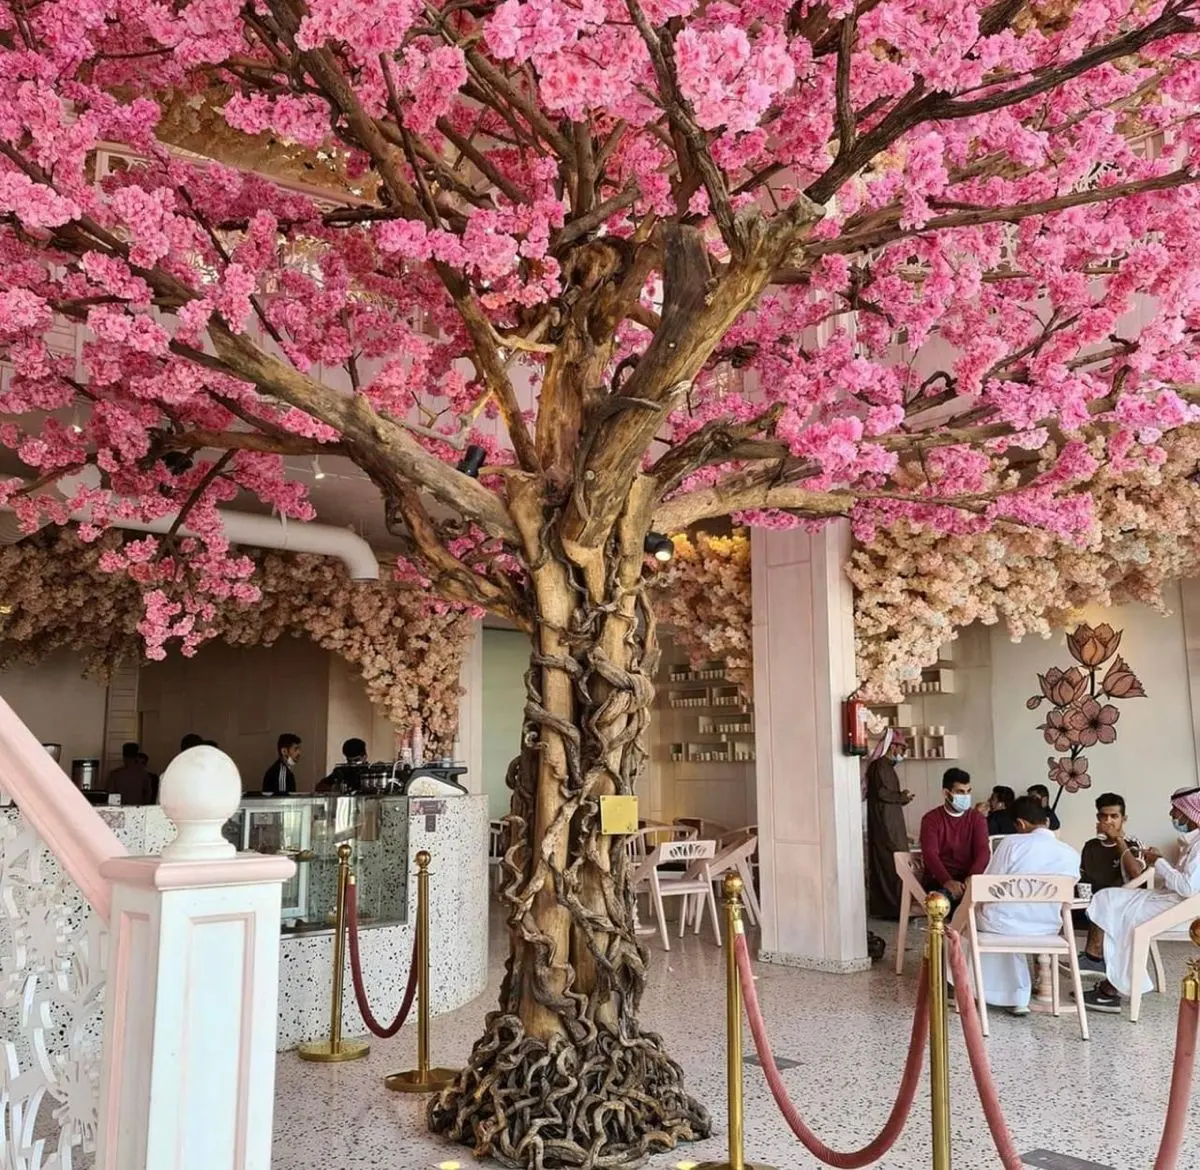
[429,507,709,1168]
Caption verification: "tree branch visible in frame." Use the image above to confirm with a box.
[160,429,348,457]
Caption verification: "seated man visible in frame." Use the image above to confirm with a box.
[1072,792,1145,974]
[966,796,1081,1016]
[985,786,1017,836]
[1026,784,1061,831]
[1084,788,1200,1012]
[919,768,989,907]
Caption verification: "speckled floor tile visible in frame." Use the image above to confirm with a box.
[273,912,1200,1168]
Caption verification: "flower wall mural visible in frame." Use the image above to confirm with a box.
[1026,624,1146,806]
[0,530,474,748]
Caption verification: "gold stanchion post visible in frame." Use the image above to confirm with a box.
[926,892,952,1170]
[699,873,776,1170]
[298,842,370,1062]
[1184,919,1200,1001]
[386,850,459,1093]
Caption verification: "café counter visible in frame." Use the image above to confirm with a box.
[232,791,490,1048]
[6,791,490,1050]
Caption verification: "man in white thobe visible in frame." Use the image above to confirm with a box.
[966,796,1080,1015]
[1084,787,1200,1012]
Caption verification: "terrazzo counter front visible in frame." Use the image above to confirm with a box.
[274,793,490,1049]
[0,793,489,1054]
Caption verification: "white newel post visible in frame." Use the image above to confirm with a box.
[95,747,296,1170]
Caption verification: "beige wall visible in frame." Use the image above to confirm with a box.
[0,650,109,770]
[481,628,526,820]
[326,654,398,771]
[988,586,1197,852]
[889,623,997,837]
[139,638,330,791]
[643,630,757,830]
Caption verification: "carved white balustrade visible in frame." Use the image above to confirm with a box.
[0,813,107,1170]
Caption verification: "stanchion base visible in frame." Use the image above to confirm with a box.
[297,1038,371,1063]
[697,1162,777,1169]
[384,1067,459,1094]
[697,1163,777,1169]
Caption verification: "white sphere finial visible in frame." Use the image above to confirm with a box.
[159,746,241,861]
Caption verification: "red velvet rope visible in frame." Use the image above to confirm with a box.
[947,929,1200,1170]
[944,930,1024,1170]
[734,932,929,1167]
[1154,996,1198,1170]
[345,881,419,1039]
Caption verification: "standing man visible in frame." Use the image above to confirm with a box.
[919,768,989,907]
[864,730,914,919]
[262,733,302,794]
[965,796,1082,1015]
[318,738,370,793]
[1073,792,1145,974]
[106,742,153,805]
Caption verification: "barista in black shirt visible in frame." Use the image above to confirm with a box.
[318,738,370,794]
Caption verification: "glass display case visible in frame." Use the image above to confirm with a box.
[228,795,410,934]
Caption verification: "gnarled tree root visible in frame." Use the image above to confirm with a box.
[428,1012,711,1169]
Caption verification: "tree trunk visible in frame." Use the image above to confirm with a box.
[429,482,710,1168]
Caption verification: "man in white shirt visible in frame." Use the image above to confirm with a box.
[1085,787,1200,1012]
[966,795,1081,1016]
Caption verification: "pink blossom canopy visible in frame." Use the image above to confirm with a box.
[1,0,1200,652]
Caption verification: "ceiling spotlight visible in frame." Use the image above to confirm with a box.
[456,444,486,478]
[161,451,194,478]
[312,456,326,481]
[644,532,674,563]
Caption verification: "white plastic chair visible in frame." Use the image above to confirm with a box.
[624,823,696,861]
[894,850,928,975]
[631,839,719,951]
[962,873,1088,1040]
[675,817,732,840]
[1128,870,1200,1023]
[700,834,760,926]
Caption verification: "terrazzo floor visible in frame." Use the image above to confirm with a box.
[273,910,1200,1169]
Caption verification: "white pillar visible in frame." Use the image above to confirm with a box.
[96,747,296,1170]
[752,523,869,972]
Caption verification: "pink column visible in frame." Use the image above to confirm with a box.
[751,524,869,972]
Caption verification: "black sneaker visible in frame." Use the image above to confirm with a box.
[1060,952,1106,976]
[1083,987,1122,1013]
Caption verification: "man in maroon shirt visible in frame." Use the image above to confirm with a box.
[919,768,990,906]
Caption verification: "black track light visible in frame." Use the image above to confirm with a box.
[644,532,674,564]
[457,444,486,478]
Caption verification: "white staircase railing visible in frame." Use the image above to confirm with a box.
[0,697,294,1170]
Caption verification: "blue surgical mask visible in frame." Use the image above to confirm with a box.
[1173,817,1191,833]
[951,793,972,813]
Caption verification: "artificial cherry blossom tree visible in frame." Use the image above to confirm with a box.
[5,0,1200,1164]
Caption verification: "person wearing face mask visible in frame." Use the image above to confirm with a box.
[918,768,989,907]
[1083,787,1200,1012]
[956,796,1081,1016]
[864,729,915,919]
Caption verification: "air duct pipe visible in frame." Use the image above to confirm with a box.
[0,471,380,581]
[113,510,380,581]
